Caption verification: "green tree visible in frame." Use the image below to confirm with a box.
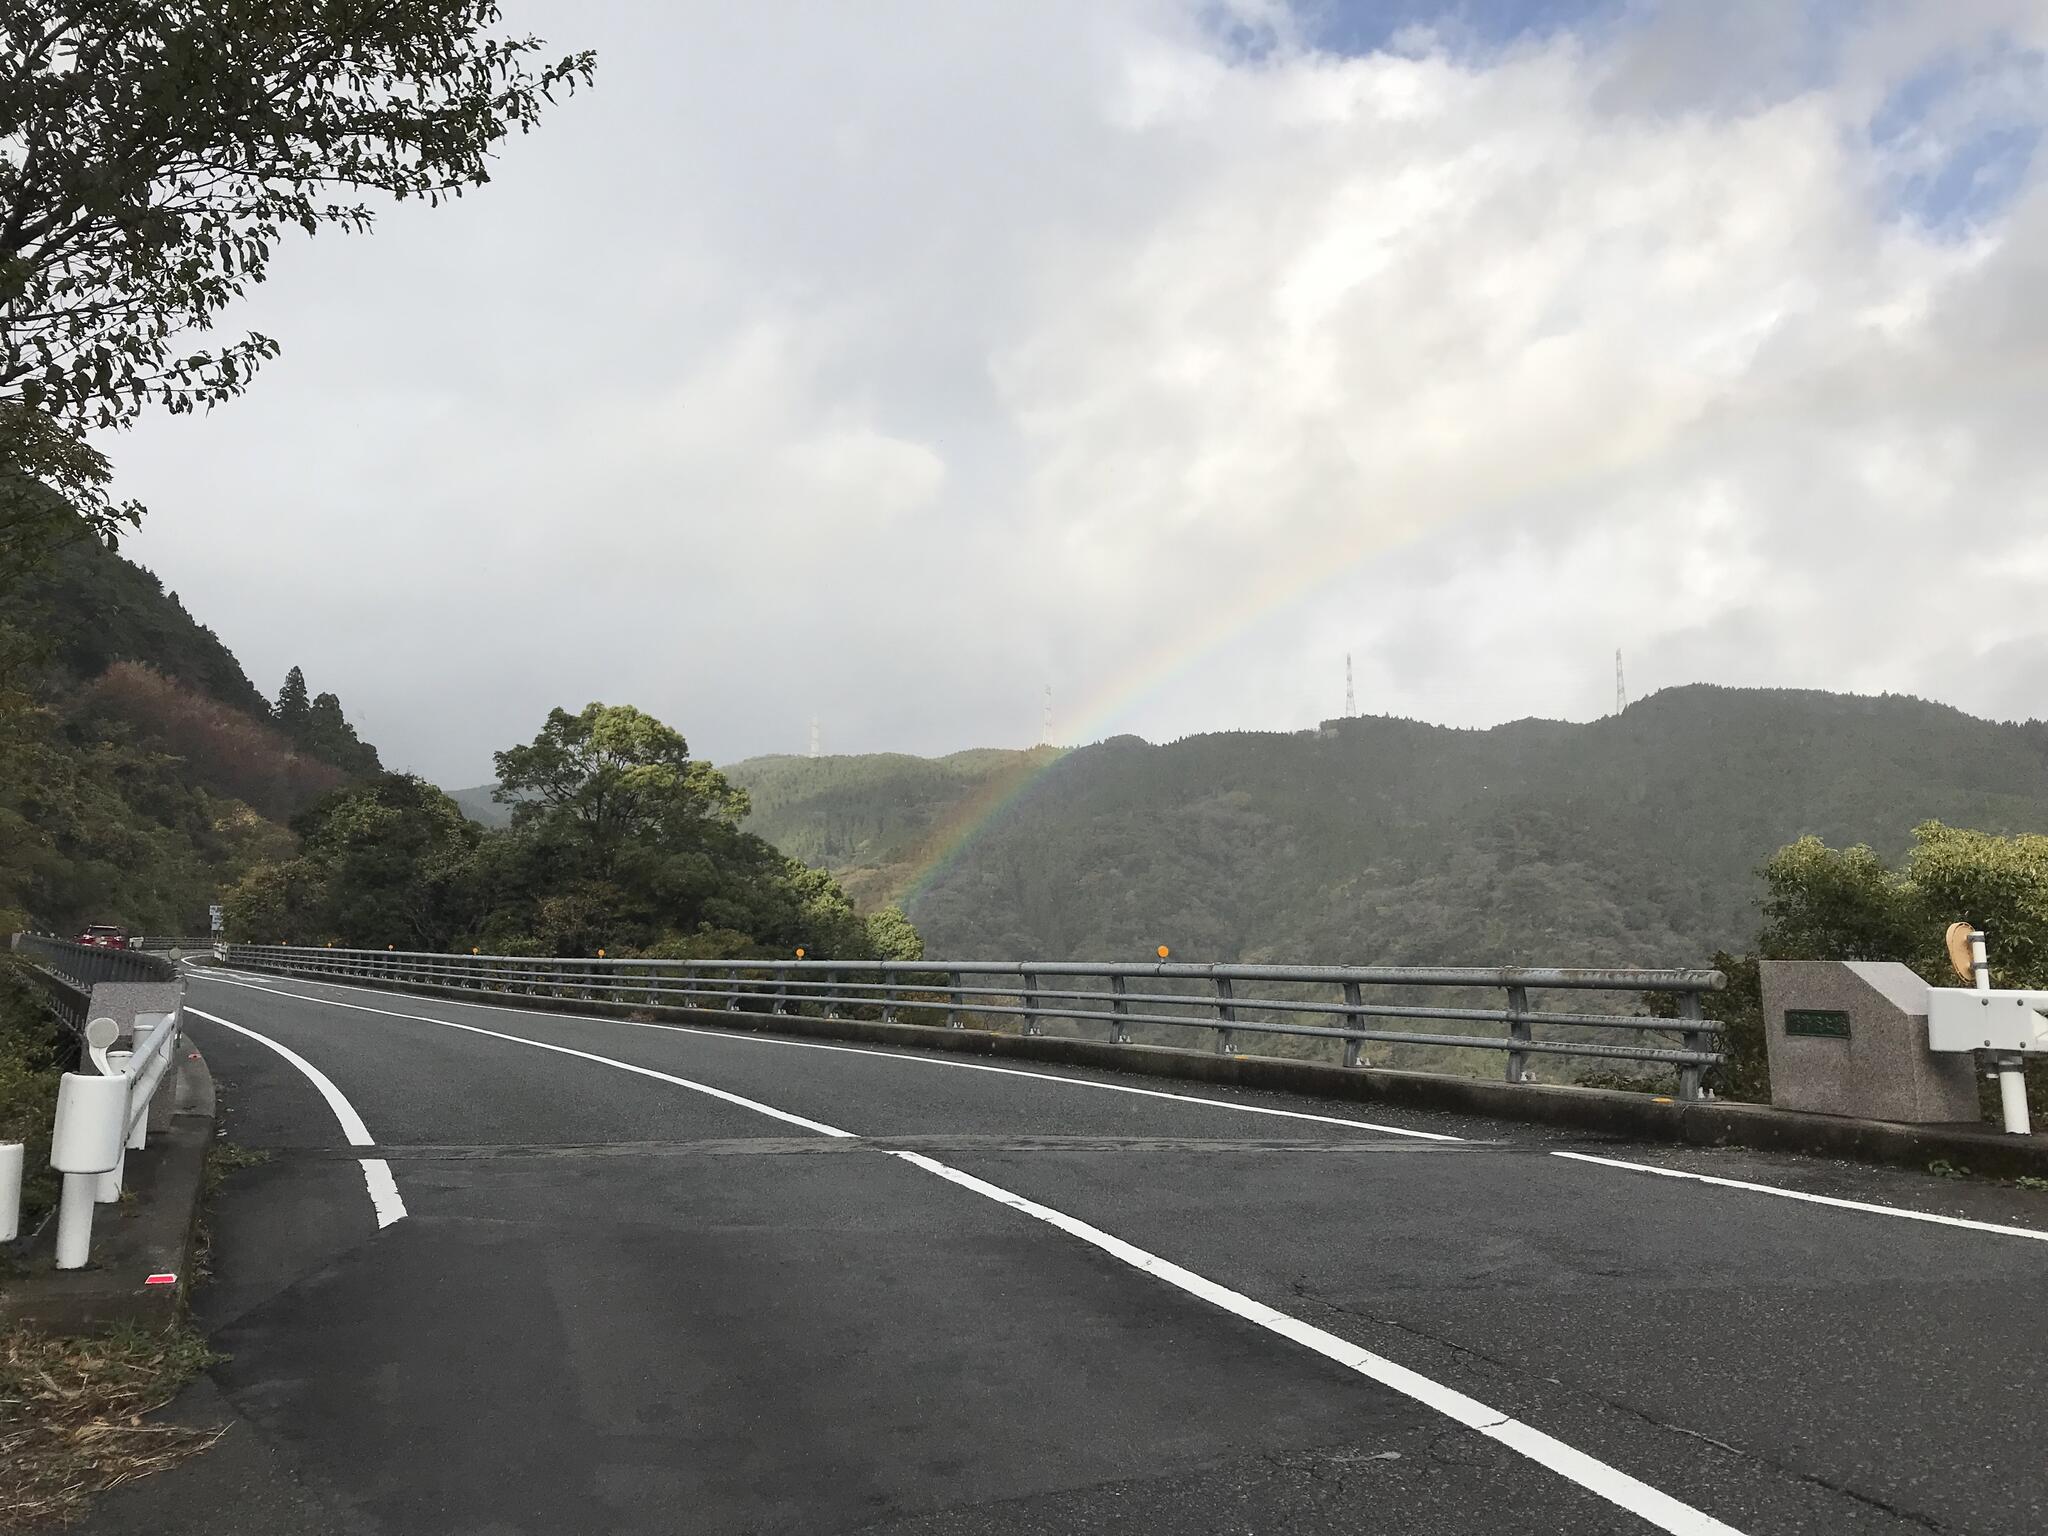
[865,905,925,962]
[275,667,311,733]
[303,690,382,776]
[224,774,480,948]
[1753,822,2048,1116]
[494,704,749,881]
[0,3,594,548]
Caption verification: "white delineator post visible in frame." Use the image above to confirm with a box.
[50,1071,128,1270]
[0,1141,21,1242]
[1974,929,2034,1136]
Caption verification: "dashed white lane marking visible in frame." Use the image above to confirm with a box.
[1550,1150,2048,1244]
[185,1006,407,1228]
[194,970,2048,1244]
[191,972,1744,1533]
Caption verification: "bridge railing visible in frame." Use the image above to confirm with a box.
[219,944,1728,1099]
[12,933,178,987]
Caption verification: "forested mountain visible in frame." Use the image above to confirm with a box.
[0,516,384,933]
[725,689,2048,967]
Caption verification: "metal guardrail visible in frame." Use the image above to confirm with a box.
[132,936,218,953]
[221,944,1729,1099]
[12,933,178,985]
[2,935,186,1261]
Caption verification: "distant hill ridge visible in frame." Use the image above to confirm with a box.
[709,687,2048,967]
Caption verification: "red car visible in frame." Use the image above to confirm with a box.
[77,924,128,949]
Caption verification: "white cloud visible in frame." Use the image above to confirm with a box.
[107,0,2048,781]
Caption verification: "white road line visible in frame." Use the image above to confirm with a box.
[1550,1150,2048,1243]
[191,970,2048,1245]
[191,979,856,1139]
[192,969,1461,1141]
[185,1006,407,1228]
[887,1149,1742,1534]
[190,975,1745,1534]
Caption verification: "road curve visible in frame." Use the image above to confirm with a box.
[78,966,2048,1536]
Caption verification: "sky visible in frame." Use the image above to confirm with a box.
[110,0,2048,786]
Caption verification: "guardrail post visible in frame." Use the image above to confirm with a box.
[1109,973,1130,1044]
[881,971,897,1024]
[1022,971,1042,1036]
[946,972,963,1028]
[1214,975,1237,1054]
[94,1049,133,1203]
[1677,991,1707,1101]
[1342,979,1368,1067]
[773,968,790,1015]
[1506,984,1532,1084]
[824,969,841,1019]
[0,1141,19,1243]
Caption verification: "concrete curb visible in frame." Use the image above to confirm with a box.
[0,1046,218,1333]
[218,965,2048,1181]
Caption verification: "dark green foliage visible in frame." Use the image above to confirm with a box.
[0,958,61,1225]
[274,668,310,733]
[229,704,912,963]
[267,668,381,777]
[0,662,295,936]
[0,515,309,934]
[226,774,481,949]
[0,510,267,714]
[1642,952,1767,1102]
[1753,823,2048,1117]
[0,4,593,543]
[730,689,2048,970]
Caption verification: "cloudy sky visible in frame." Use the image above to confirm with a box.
[113,0,2048,785]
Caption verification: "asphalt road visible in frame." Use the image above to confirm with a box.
[79,966,2048,1536]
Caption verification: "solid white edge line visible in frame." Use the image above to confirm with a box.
[192,978,858,1139]
[183,1005,408,1228]
[1549,1150,2048,1243]
[190,970,2048,1245]
[886,1149,1746,1536]
[192,967,1463,1142]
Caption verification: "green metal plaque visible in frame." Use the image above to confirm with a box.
[1784,1008,1851,1040]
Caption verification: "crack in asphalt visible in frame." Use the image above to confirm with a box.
[1284,1278,1961,1534]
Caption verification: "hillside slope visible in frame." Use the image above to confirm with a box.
[0,520,381,933]
[725,688,2048,967]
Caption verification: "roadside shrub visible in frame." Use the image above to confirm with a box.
[0,960,63,1228]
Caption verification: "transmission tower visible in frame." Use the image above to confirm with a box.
[1345,653,1356,718]
[1040,684,1053,747]
[809,716,821,759]
[1614,650,1627,715]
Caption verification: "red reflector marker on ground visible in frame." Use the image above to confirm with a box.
[144,1273,177,1286]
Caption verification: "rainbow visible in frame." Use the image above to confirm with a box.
[893,420,1662,906]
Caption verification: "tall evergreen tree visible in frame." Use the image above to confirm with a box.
[275,666,311,731]
[305,691,382,776]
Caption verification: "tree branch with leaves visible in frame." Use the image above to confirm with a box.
[0,2,593,554]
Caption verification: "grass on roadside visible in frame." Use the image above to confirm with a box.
[0,1324,224,1532]
[191,1140,270,1282]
